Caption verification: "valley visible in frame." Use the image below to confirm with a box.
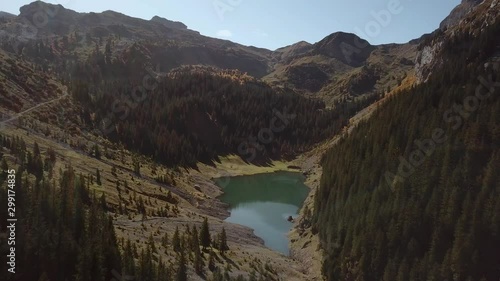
[0,0,499,280]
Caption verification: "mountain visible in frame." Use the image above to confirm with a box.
[150,15,188,30]
[0,1,273,78]
[1,1,498,281]
[439,0,485,30]
[264,32,416,106]
[416,0,499,82]
[311,0,500,280]
[0,1,417,106]
[0,11,15,19]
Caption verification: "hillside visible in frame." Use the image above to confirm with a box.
[0,1,416,106]
[312,1,500,280]
[416,0,499,82]
[264,32,416,107]
[0,0,498,280]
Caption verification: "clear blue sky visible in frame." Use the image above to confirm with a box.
[2,0,460,50]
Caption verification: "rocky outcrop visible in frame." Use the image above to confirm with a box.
[440,0,484,30]
[0,12,15,20]
[150,16,187,30]
[415,41,443,83]
[415,0,498,83]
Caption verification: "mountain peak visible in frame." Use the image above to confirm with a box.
[150,16,187,30]
[320,32,366,43]
[19,1,63,17]
[313,32,374,66]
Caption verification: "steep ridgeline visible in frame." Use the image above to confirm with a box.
[265,32,417,107]
[439,0,485,30]
[0,1,415,107]
[416,0,499,82]
[0,1,272,78]
[313,2,500,281]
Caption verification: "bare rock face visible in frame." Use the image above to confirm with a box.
[415,42,443,83]
[18,1,78,35]
[415,0,498,83]
[440,0,484,30]
[150,16,187,30]
[0,11,15,20]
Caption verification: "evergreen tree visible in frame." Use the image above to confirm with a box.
[149,233,157,253]
[96,168,101,185]
[93,144,101,159]
[200,217,211,250]
[218,227,229,255]
[172,226,181,253]
[1,158,8,183]
[162,232,169,248]
[175,251,188,281]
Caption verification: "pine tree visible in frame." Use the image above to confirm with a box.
[218,227,229,255]
[33,141,40,157]
[191,226,199,252]
[187,225,203,275]
[175,251,188,281]
[162,232,169,248]
[134,160,140,176]
[96,169,101,185]
[1,157,8,183]
[172,226,181,253]
[148,233,157,253]
[94,144,101,159]
[123,239,136,277]
[194,240,204,276]
[200,217,211,250]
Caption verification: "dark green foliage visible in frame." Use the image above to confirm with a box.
[96,168,102,185]
[133,159,141,176]
[93,144,101,159]
[26,142,43,180]
[172,226,181,253]
[1,157,8,183]
[0,166,121,281]
[200,217,211,250]
[70,65,347,167]
[218,227,229,255]
[313,19,500,281]
[193,230,204,276]
[161,232,169,248]
[175,251,188,281]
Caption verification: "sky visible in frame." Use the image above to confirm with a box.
[2,0,461,50]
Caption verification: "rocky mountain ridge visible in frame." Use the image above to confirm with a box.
[1,0,495,105]
[416,0,499,82]
[0,1,416,106]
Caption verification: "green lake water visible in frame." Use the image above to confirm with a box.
[215,171,310,255]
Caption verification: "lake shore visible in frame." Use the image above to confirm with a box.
[183,152,325,280]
